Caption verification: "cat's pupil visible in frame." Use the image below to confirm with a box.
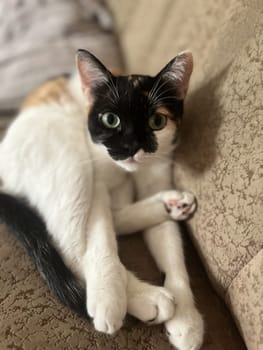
[108,114,116,125]
[155,115,162,127]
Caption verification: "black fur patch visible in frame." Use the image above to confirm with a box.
[0,192,89,320]
[88,74,183,160]
[76,49,192,161]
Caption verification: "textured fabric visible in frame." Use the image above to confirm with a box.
[107,0,263,349]
[0,0,121,110]
[226,250,263,350]
[0,214,245,349]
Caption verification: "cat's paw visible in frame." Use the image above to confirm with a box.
[165,305,204,350]
[128,284,175,324]
[87,260,128,334]
[161,191,196,220]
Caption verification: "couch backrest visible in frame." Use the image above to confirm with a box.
[107,1,263,349]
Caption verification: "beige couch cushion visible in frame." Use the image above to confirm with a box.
[107,0,263,349]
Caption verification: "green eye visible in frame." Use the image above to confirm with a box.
[148,114,167,130]
[100,112,120,129]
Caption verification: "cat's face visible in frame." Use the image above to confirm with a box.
[76,50,193,171]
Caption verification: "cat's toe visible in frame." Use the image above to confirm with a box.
[87,262,128,334]
[89,288,127,334]
[162,191,196,221]
[93,302,125,334]
[166,305,204,350]
[128,286,175,324]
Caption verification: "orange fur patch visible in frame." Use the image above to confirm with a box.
[21,77,72,109]
[110,68,124,76]
[155,106,173,119]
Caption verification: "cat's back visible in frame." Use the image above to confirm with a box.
[2,73,87,148]
[0,74,92,195]
[0,74,95,264]
[22,75,72,110]
[21,73,86,114]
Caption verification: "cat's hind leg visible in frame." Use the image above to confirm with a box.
[144,221,204,350]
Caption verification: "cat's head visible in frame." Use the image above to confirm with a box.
[76,49,193,171]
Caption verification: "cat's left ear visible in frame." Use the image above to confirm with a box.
[76,49,111,97]
[157,51,193,100]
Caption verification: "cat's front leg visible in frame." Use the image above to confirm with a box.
[135,162,204,350]
[113,190,196,235]
[82,182,128,334]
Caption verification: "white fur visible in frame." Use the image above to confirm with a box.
[0,72,203,349]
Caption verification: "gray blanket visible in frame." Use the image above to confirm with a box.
[0,0,122,110]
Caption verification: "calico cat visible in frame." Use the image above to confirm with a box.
[0,50,204,350]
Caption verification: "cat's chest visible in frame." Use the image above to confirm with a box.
[91,145,127,190]
[97,160,127,190]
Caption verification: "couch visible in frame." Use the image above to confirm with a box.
[0,0,262,349]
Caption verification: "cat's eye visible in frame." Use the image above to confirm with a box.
[148,114,167,130]
[100,112,120,129]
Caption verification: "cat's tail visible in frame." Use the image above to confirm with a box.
[0,192,89,320]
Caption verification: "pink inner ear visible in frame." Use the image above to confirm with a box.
[76,56,107,98]
[76,57,92,97]
[171,51,193,100]
[179,51,193,97]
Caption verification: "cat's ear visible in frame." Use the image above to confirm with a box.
[157,51,193,100]
[76,49,111,97]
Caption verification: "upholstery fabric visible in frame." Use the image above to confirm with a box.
[107,0,263,349]
[226,250,263,350]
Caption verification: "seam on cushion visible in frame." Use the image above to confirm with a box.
[224,248,263,298]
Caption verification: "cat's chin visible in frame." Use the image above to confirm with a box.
[115,158,139,172]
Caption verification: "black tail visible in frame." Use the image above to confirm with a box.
[0,192,89,319]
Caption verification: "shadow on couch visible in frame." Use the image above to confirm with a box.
[176,66,230,175]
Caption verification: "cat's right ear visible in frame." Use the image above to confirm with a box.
[156,51,193,100]
[76,49,111,98]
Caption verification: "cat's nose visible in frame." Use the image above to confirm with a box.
[123,142,140,156]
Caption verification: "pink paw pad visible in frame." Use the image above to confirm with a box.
[167,199,178,207]
[162,191,196,220]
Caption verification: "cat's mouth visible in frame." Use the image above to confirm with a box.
[115,156,139,172]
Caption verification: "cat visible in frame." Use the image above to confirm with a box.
[0,49,204,350]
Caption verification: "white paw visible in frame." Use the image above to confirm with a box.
[128,283,175,324]
[161,191,196,220]
[87,261,127,334]
[166,305,204,350]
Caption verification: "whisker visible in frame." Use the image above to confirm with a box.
[152,87,177,104]
[105,80,118,101]
[109,75,120,99]
[150,79,170,101]
[148,75,163,100]
[149,78,169,102]
[152,96,178,107]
